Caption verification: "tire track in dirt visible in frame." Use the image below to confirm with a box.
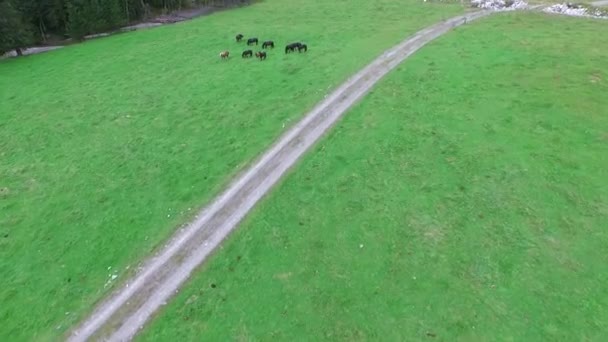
[68,10,496,342]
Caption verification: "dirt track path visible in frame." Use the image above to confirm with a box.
[68,10,496,342]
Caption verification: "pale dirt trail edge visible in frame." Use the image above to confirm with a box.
[68,10,495,342]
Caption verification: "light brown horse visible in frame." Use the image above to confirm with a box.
[255,51,267,60]
[219,51,230,59]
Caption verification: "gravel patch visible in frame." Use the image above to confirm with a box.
[471,0,529,10]
[543,3,608,18]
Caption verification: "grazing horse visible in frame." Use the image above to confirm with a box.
[262,40,274,49]
[236,34,244,42]
[247,37,258,45]
[242,49,253,58]
[285,42,302,54]
[219,51,230,59]
[255,51,267,60]
[298,44,308,52]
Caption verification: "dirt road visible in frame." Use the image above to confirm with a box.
[68,10,495,342]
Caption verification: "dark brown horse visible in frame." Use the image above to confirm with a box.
[262,40,274,49]
[285,42,302,54]
[247,37,258,45]
[242,50,253,58]
[236,34,244,42]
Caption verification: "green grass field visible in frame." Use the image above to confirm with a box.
[0,0,465,340]
[139,12,608,341]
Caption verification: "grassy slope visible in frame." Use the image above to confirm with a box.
[139,13,608,341]
[0,0,464,340]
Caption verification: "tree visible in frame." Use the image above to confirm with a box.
[16,0,59,41]
[0,0,33,56]
[66,0,129,39]
[66,0,90,39]
[102,0,126,31]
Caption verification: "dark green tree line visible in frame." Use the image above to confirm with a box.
[1,0,242,54]
[0,0,33,55]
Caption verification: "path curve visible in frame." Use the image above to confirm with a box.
[68,10,495,342]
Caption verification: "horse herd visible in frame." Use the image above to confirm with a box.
[219,33,308,61]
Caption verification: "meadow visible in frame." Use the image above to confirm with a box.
[139,12,608,341]
[0,0,465,340]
